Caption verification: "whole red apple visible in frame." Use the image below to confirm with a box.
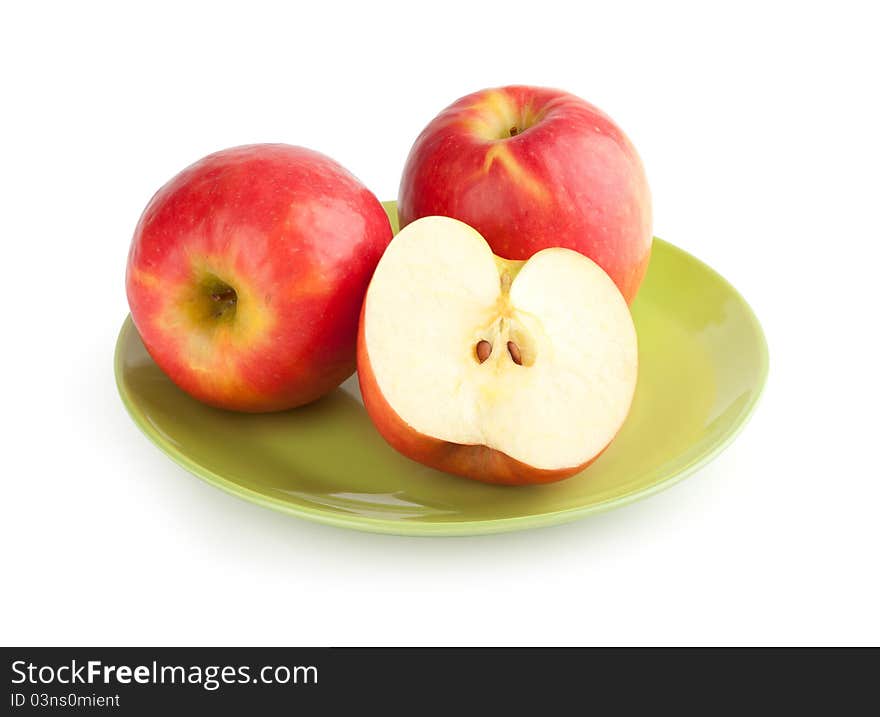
[398,86,652,303]
[126,144,392,412]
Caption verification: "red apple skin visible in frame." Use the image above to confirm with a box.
[126,144,392,412]
[398,86,652,303]
[357,303,615,486]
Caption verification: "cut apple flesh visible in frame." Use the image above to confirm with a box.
[361,216,638,478]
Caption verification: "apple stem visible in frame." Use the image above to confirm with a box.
[500,270,512,294]
[509,126,519,137]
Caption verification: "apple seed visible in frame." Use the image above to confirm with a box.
[507,341,523,365]
[476,340,492,363]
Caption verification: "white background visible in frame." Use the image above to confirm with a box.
[2,1,878,646]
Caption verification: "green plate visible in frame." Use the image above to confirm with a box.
[115,202,768,535]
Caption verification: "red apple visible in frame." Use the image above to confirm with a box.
[358,216,638,485]
[398,86,652,303]
[126,144,392,412]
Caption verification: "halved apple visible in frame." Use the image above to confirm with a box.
[357,216,638,485]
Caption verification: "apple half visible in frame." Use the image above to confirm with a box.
[357,216,639,485]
